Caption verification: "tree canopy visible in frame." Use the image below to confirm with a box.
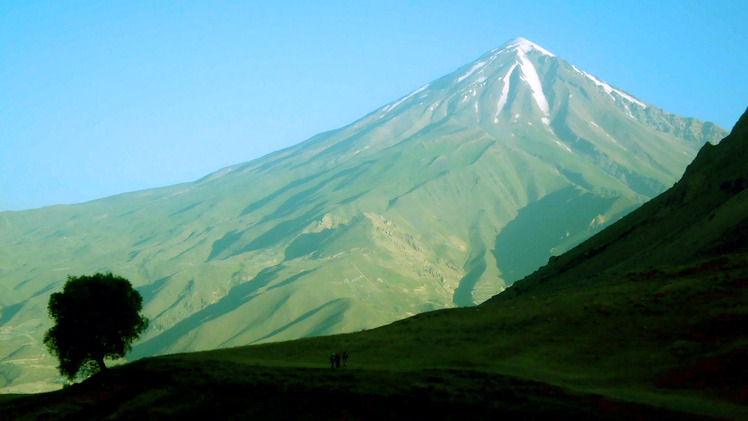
[44,273,148,380]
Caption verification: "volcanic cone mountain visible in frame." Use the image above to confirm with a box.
[0,38,726,392]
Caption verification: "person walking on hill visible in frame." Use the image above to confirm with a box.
[342,351,349,367]
[329,353,335,370]
[335,352,341,368]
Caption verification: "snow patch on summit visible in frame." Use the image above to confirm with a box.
[493,46,551,125]
[516,49,550,123]
[495,37,555,57]
[382,84,430,114]
[572,66,647,108]
[495,63,519,121]
[457,60,488,83]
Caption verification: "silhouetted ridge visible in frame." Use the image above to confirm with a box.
[489,107,748,302]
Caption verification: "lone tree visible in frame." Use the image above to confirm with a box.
[44,273,148,380]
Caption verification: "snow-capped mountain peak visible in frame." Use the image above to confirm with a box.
[496,37,556,57]
[376,37,661,129]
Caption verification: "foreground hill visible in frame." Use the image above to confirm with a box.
[2,253,744,419]
[2,110,745,419]
[0,38,726,393]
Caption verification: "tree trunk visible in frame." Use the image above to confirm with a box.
[96,357,108,374]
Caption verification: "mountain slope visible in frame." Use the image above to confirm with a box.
[489,106,748,301]
[2,109,746,419]
[0,38,726,392]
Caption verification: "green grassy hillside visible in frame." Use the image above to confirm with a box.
[1,253,745,419]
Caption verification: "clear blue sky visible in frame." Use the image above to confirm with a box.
[1,1,746,211]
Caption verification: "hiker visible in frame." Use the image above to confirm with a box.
[335,352,341,368]
[342,351,349,367]
[329,353,335,370]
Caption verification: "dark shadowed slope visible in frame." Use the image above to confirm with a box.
[488,106,748,300]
